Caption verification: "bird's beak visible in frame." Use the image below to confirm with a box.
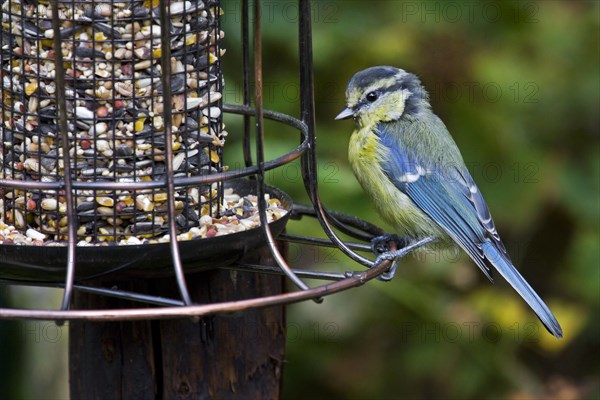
[335,106,354,120]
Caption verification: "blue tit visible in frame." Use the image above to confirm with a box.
[336,66,562,338]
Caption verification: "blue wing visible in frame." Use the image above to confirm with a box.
[376,122,563,338]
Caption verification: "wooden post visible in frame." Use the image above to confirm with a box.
[69,245,286,398]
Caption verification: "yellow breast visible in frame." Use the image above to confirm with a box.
[348,127,444,240]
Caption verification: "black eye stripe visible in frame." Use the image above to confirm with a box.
[362,83,415,103]
[363,83,402,101]
[352,74,427,117]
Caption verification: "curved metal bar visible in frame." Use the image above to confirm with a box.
[278,233,372,253]
[231,235,435,280]
[321,209,380,242]
[291,204,384,241]
[158,0,192,306]
[228,104,309,131]
[0,105,308,192]
[73,285,185,307]
[0,257,395,321]
[161,106,311,186]
[0,180,66,191]
[223,263,348,281]
[298,0,374,269]
[50,0,77,311]
[0,0,439,323]
[0,218,436,319]
[252,0,313,295]
[0,281,185,307]
[241,0,253,167]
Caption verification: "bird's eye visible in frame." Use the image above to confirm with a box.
[366,91,378,102]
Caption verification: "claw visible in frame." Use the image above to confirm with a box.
[373,246,406,282]
[371,236,437,282]
[370,235,410,281]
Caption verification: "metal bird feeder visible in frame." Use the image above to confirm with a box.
[0,0,435,328]
[0,0,438,396]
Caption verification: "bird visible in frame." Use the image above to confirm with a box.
[336,66,563,338]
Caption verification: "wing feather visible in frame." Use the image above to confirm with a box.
[375,121,562,338]
[377,123,493,280]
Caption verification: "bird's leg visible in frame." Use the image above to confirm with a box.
[370,234,409,281]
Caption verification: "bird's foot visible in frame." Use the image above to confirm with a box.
[373,251,404,281]
[371,234,407,256]
[370,234,409,281]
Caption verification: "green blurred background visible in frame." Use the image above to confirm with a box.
[1,1,598,399]
[221,0,599,399]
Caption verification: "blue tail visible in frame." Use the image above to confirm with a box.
[482,242,563,338]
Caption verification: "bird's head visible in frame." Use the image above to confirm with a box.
[336,66,429,127]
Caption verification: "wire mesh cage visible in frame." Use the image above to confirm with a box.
[1,0,225,245]
[0,0,433,321]
[0,0,295,283]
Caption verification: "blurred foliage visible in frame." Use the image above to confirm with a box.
[0,1,597,399]
[220,0,599,399]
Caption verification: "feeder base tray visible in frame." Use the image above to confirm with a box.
[0,179,292,283]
